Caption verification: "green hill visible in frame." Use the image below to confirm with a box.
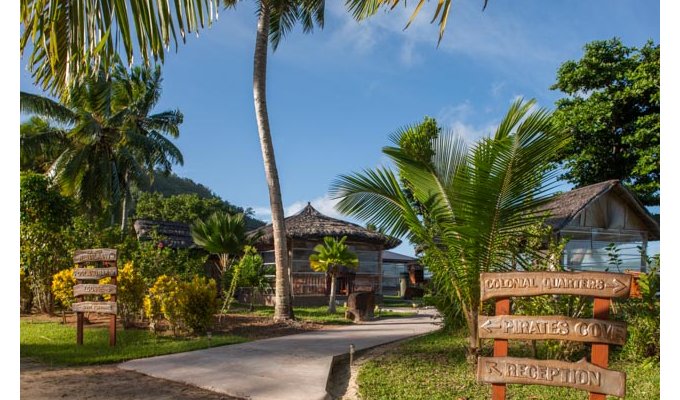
[134,172,266,229]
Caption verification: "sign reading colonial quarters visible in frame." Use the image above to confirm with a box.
[477,271,632,399]
[72,248,118,346]
[480,271,632,301]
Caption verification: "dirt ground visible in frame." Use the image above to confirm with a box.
[20,312,325,400]
[21,358,243,400]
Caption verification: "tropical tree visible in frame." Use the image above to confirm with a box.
[330,99,568,357]
[551,38,660,207]
[309,236,359,313]
[20,172,75,313]
[20,64,184,229]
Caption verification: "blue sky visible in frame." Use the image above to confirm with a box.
[19,0,660,256]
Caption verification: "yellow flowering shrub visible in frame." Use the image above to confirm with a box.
[101,262,146,327]
[144,275,183,333]
[51,267,76,309]
[181,276,218,334]
[143,274,218,335]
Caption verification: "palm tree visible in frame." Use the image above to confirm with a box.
[330,99,568,357]
[20,64,184,229]
[309,236,359,313]
[190,212,258,276]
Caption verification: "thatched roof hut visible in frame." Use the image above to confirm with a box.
[539,180,659,240]
[133,219,195,249]
[249,203,401,250]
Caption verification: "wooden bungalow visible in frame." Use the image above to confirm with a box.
[248,203,401,303]
[540,180,660,272]
[381,251,426,295]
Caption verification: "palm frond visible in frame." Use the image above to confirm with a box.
[20,92,76,124]
[20,0,218,96]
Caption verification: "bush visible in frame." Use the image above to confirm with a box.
[181,276,218,334]
[143,274,218,335]
[20,172,76,314]
[20,269,33,313]
[51,267,76,310]
[617,262,660,362]
[101,262,146,328]
[144,275,183,334]
[134,232,205,284]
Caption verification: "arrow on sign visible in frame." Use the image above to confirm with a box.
[481,319,500,333]
[605,278,629,294]
[486,362,502,376]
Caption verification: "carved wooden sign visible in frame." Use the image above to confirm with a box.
[73,248,118,264]
[72,301,117,315]
[72,248,118,346]
[477,357,626,398]
[478,315,627,345]
[480,272,632,301]
[73,267,118,279]
[73,284,117,297]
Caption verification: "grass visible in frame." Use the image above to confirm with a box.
[20,320,248,366]
[357,330,659,400]
[233,304,417,325]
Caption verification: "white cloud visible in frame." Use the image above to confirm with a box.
[437,100,497,142]
[448,120,497,142]
[438,101,473,123]
[252,206,272,220]
[399,40,423,67]
[491,81,506,97]
[321,0,558,70]
[285,194,344,219]
[252,194,347,222]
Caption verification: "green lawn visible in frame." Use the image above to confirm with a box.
[235,304,416,325]
[358,330,659,400]
[20,320,248,366]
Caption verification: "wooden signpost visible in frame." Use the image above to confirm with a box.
[477,271,631,399]
[72,248,118,346]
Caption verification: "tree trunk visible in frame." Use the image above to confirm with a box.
[253,0,293,322]
[328,274,337,314]
[465,307,479,363]
[120,189,128,233]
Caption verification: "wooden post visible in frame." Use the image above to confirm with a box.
[76,281,84,345]
[589,297,610,400]
[76,310,84,345]
[109,263,117,346]
[492,297,510,400]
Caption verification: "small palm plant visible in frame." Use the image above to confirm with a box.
[309,236,359,313]
[331,98,569,357]
[190,212,255,276]
[191,212,262,317]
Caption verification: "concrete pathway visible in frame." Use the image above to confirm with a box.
[119,308,441,400]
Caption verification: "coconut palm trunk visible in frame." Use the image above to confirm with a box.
[120,173,129,232]
[253,1,293,321]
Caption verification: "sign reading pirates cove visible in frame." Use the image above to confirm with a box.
[477,271,632,399]
[72,248,118,346]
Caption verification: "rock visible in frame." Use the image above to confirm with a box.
[345,291,375,322]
